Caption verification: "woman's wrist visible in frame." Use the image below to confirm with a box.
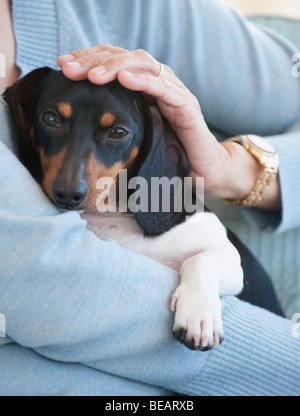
[219,141,263,199]
[207,141,281,211]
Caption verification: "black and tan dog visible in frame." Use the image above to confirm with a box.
[4,67,283,351]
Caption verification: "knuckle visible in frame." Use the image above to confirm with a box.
[135,49,153,62]
[66,44,110,60]
[67,48,86,59]
[163,64,174,75]
[90,44,112,53]
[79,54,103,67]
[73,46,100,58]
[110,46,128,55]
[103,48,130,69]
[97,43,110,50]
[106,53,125,69]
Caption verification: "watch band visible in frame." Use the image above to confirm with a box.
[227,168,278,207]
[225,135,279,208]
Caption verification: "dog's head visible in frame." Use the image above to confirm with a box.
[3,67,191,234]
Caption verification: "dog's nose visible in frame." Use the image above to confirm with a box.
[53,179,88,209]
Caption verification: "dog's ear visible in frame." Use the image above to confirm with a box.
[3,66,54,180]
[135,102,192,235]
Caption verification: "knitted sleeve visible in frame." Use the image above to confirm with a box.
[242,125,300,233]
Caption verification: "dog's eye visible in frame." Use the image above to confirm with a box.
[108,127,129,140]
[42,112,61,128]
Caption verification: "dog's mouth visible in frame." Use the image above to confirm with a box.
[54,203,84,212]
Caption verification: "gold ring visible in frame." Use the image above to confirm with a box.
[157,63,164,77]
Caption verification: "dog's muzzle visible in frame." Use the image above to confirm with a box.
[53,176,88,210]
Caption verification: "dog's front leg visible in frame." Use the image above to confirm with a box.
[171,217,244,351]
[171,253,225,350]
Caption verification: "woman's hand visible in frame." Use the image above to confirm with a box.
[58,45,230,195]
[57,45,280,208]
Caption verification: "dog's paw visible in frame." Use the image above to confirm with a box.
[171,285,224,351]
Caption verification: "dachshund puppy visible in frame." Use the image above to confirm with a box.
[3,68,283,351]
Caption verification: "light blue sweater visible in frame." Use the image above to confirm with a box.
[0,0,299,396]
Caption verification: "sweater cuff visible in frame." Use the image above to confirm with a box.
[184,296,300,396]
[241,124,300,233]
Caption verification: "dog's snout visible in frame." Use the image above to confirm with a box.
[53,178,88,209]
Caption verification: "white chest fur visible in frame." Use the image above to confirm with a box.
[81,210,244,350]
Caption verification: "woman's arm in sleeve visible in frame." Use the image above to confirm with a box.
[36,296,300,396]
[1,138,299,396]
[0,136,179,348]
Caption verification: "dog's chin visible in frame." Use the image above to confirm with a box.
[59,203,100,215]
[48,197,86,213]
[79,207,101,215]
[54,205,84,213]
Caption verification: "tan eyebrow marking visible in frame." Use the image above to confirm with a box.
[100,112,116,128]
[58,102,72,119]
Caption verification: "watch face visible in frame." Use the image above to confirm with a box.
[247,134,276,154]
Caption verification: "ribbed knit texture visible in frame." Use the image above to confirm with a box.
[211,128,300,319]
[208,17,300,319]
[185,297,299,396]
[208,198,300,320]
[249,16,300,50]
[12,0,58,75]
[209,130,300,320]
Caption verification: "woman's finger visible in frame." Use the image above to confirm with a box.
[60,46,166,85]
[57,44,119,66]
[86,49,162,85]
[117,70,200,125]
[117,70,173,100]
[59,47,129,81]
[58,44,183,91]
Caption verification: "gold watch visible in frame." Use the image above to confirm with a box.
[225,134,279,208]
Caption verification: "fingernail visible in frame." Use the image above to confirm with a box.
[59,54,75,63]
[66,61,82,70]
